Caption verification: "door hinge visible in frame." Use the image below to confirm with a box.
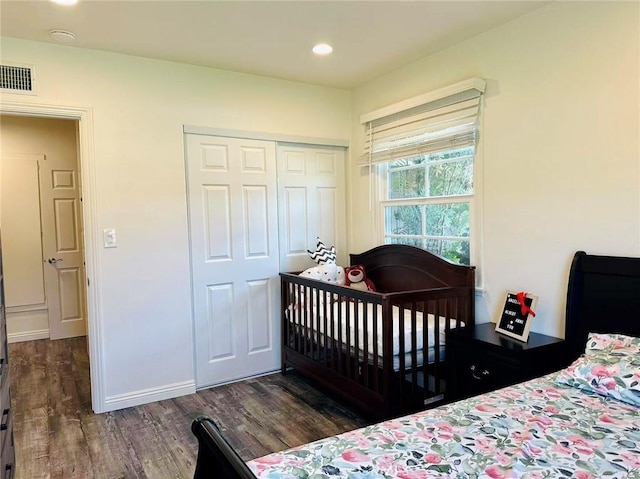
[87,278,90,287]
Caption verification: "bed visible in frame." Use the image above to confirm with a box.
[191,250,640,479]
[280,244,476,418]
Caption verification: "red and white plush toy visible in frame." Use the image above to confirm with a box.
[344,265,376,292]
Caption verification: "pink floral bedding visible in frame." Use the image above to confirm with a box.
[247,371,640,478]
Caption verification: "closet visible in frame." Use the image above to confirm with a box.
[185,133,346,388]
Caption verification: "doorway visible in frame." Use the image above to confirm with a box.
[1,115,87,341]
[0,101,103,413]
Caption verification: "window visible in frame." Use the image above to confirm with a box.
[361,78,485,267]
[382,146,473,264]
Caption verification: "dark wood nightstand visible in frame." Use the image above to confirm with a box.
[446,322,567,402]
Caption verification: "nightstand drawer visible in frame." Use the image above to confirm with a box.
[451,352,520,398]
[446,323,566,402]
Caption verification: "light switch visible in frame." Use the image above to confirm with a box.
[103,228,117,248]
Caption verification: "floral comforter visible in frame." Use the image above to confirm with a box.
[247,373,640,478]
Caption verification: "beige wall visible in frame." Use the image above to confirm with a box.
[350,1,640,337]
[1,115,79,340]
[0,37,351,408]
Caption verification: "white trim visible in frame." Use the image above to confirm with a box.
[473,97,486,289]
[104,380,196,412]
[7,329,49,343]
[0,99,105,413]
[360,77,486,125]
[183,125,349,148]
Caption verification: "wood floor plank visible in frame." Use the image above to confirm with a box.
[48,413,94,479]
[137,401,198,477]
[13,407,50,479]
[121,423,185,479]
[80,410,145,479]
[45,340,78,416]
[11,340,48,411]
[70,338,92,412]
[9,338,368,478]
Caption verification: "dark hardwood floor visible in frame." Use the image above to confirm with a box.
[9,338,368,479]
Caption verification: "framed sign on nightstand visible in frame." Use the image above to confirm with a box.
[495,290,538,342]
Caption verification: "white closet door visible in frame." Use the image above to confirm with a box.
[277,144,347,272]
[186,134,280,388]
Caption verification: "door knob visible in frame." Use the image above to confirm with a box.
[47,258,63,264]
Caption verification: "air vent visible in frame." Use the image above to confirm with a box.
[1,63,36,94]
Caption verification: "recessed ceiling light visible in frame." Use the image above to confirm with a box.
[50,0,78,5]
[50,30,76,42]
[312,43,333,55]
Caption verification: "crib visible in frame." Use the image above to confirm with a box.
[280,244,475,419]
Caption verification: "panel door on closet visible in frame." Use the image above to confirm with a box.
[186,135,348,389]
[186,134,280,388]
[277,143,347,273]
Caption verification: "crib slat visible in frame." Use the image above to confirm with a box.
[409,303,418,405]
[372,305,379,393]
[337,295,343,375]
[354,301,361,384]
[433,299,441,395]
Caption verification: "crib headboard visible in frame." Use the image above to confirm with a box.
[349,244,475,293]
[565,250,640,363]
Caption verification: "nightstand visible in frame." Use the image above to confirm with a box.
[446,322,567,402]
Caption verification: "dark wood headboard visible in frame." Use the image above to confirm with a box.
[565,251,640,362]
[350,244,475,293]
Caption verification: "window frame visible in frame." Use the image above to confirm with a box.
[375,128,484,287]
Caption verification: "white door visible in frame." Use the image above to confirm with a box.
[186,134,280,388]
[39,153,87,339]
[277,143,347,272]
[0,152,86,340]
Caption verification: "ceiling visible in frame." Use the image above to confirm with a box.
[0,1,548,89]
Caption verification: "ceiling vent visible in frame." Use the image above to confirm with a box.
[1,63,36,95]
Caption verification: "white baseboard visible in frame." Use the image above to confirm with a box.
[8,329,50,343]
[103,380,196,412]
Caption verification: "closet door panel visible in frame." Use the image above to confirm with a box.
[186,134,279,388]
[277,144,347,273]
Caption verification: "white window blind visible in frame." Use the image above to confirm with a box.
[360,78,485,166]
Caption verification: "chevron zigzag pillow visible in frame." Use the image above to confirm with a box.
[308,237,336,265]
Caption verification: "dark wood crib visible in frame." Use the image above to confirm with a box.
[280,244,476,419]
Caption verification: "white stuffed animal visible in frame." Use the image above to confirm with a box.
[297,263,344,307]
[299,262,346,285]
